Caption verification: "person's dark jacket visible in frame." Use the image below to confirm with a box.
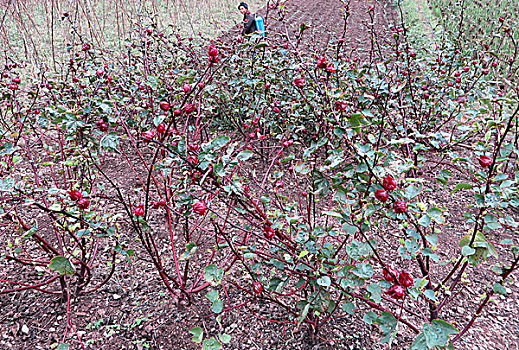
[242,12,257,35]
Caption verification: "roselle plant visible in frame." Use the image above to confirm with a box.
[1,2,518,349]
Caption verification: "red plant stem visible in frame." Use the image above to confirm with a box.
[0,276,60,294]
[165,199,183,286]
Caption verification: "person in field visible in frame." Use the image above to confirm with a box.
[238,2,257,35]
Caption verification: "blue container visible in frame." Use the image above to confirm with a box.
[255,16,265,36]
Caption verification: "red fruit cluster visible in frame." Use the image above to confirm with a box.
[478,155,493,167]
[96,119,108,132]
[68,190,83,201]
[317,57,328,69]
[192,201,207,215]
[384,267,414,299]
[68,190,90,210]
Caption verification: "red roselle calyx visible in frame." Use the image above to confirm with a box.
[192,201,207,215]
[184,104,196,114]
[383,266,398,283]
[478,155,493,167]
[386,285,405,300]
[375,189,389,202]
[152,198,167,209]
[68,190,83,201]
[208,46,218,57]
[156,123,167,134]
[77,198,90,210]
[159,101,170,111]
[398,271,414,288]
[134,205,145,216]
[393,201,408,214]
[382,175,397,191]
[264,226,275,239]
[252,281,263,294]
[293,78,306,88]
[142,130,155,140]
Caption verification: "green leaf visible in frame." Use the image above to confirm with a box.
[493,283,507,295]
[452,183,473,194]
[0,177,15,192]
[461,246,476,256]
[56,344,70,350]
[367,283,382,303]
[423,319,458,348]
[202,337,222,350]
[363,311,378,325]
[209,136,230,150]
[296,303,310,326]
[179,242,197,261]
[317,276,331,287]
[49,256,76,275]
[418,214,431,227]
[219,333,231,344]
[404,185,420,199]
[204,265,224,286]
[236,150,254,161]
[342,302,355,315]
[189,327,204,344]
[351,263,374,279]
[424,289,436,301]
[100,132,120,150]
[206,289,219,303]
[212,299,223,314]
[411,333,427,350]
[375,312,398,344]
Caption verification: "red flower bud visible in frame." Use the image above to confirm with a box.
[264,226,275,239]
